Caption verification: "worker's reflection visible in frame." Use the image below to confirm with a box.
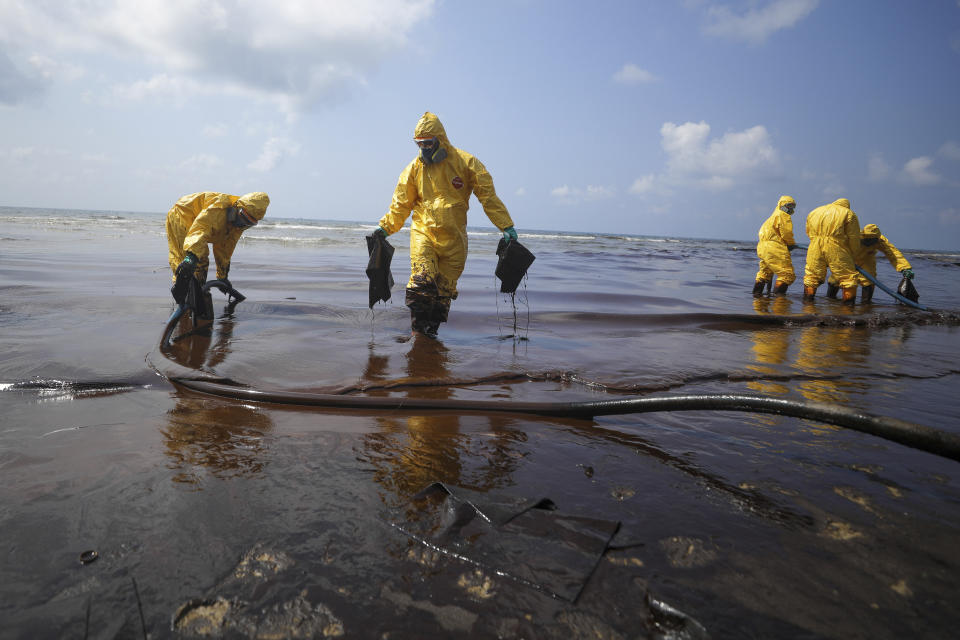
[162,393,274,486]
[794,324,870,404]
[752,294,793,317]
[163,303,239,372]
[747,297,794,395]
[160,307,273,486]
[359,336,526,512]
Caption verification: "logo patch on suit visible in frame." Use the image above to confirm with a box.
[452,176,463,189]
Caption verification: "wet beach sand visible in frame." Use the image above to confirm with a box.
[2,207,960,638]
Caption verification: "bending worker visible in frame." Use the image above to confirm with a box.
[373,112,518,337]
[826,224,914,302]
[802,198,861,303]
[752,195,797,296]
[166,191,270,304]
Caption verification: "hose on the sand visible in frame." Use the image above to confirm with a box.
[172,379,960,462]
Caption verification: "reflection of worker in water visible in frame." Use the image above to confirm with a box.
[747,297,794,395]
[753,195,798,296]
[794,325,868,405]
[165,309,239,370]
[162,395,274,485]
[359,337,526,505]
[802,198,861,304]
[166,191,270,305]
[373,112,518,338]
[826,224,914,302]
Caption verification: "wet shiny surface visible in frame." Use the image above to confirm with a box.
[2,207,960,637]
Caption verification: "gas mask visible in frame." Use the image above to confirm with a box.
[226,206,258,229]
[861,237,879,247]
[416,137,447,164]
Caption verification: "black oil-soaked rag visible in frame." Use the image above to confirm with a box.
[495,239,535,294]
[366,233,395,308]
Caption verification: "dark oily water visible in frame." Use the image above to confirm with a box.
[2,207,960,638]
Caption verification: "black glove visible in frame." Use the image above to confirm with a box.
[176,252,198,278]
[171,252,198,304]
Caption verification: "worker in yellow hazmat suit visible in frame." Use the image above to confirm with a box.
[826,224,914,302]
[753,195,798,296]
[802,198,861,303]
[374,112,517,337]
[166,191,270,304]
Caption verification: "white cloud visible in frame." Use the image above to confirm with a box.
[514,187,526,196]
[659,120,778,189]
[821,182,847,199]
[900,156,941,186]
[0,50,46,105]
[179,154,223,171]
[867,152,891,182]
[939,140,960,160]
[629,174,657,194]
[550,184,615,203]
[0,1,436,114]
[202,123,229,138]
[613,63,658,85]
[248,136,301,172]
[111,73,198,105]
[703,0,820,45]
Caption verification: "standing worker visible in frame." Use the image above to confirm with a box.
[802,198,861,304]
[372,112,518,338]
[166,191,270,305]
[752,195,798,296]
[826,224,914,302]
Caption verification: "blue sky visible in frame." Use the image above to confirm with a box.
[1,0,959,249]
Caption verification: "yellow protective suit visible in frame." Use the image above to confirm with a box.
[755,195,797,285]
[802,198,861,289]
[829,224,912,287]
[166,191,269,282]
[378,112,514,325]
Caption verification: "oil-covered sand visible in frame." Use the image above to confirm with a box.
[2,208,960,638]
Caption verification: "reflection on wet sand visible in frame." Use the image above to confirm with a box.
[359,336,527,507]
[164,307,237,372]
[162,396,274,485]
[794,324,868,405]
[161,311,275,485]
[747,297,794,395]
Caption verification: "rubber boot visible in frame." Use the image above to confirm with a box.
[802,285,817,301]
[825,282,840,299]
[752,280,769,296]
[410,309,438,338]
[861,285,874,303]
[841,287,857,305]
[773,282,789,295]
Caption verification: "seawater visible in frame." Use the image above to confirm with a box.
[2,205,960,638]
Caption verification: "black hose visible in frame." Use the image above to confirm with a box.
[160,279,245,348]
[160,305,187,349]
[173,379,960,462]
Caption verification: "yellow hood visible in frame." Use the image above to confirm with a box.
[833,198,851,209]
[236,192,270,220]
[777,195,796,210]
[414,112,451,148]
[862,223,881,238]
